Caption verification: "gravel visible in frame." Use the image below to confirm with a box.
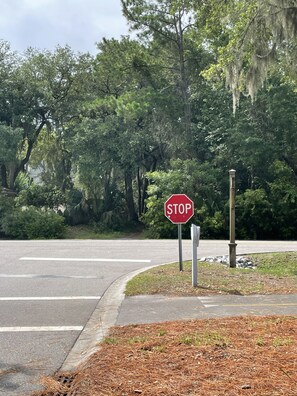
[199,255,256,269]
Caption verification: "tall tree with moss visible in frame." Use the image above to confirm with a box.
[200,0,297,110]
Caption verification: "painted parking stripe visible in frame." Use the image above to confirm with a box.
[20,257,151,263]
[0,326,83,332]
[0,296,100,301]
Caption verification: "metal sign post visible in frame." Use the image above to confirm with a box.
[178,224,183,272]
[164,194,194,272]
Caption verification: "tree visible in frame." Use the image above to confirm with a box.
[121,0,196,150]
[0,125,23,188]
[72,38,171,225]
[201,0,297,110]
[142,159,227,238]
[0,42,92,190]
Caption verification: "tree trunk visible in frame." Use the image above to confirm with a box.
[138,157,157,216]
[1,165,8,189]
[137,168,142,217]
[176,11,192,143]
[8,163,21,190]
[124,169,138,222]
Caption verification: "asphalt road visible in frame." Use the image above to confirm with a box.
[0,239,297,395]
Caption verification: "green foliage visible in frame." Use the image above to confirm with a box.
[0,42,91,190]
[268,161,297,239]
[17,183,65,210]
[0,194,15,237]
[2,6,297,241]
[200,0,297,109]
[29,130,72,192]
[235,160,297,239]
[1,206,65,239]
[236,189,273,239]
[142,160,228,238]
[142,194,177,238]
[0,124,23,165]
[196,205,227,239]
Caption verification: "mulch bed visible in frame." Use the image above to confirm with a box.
[35,315,297,396]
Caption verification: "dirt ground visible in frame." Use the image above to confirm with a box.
[35,315,297,396]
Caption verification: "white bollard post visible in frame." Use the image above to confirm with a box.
[191,224,200,287]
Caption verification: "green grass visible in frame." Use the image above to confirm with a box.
[102,336,119,345]
[125,253,297,296]
[253,252,297,277]
[64,225,135,239]
[272,336,293,348]
[179,331,229,347]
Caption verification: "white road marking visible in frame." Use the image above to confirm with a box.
[197,297,219,308]
[20,257,151,263]
[222,303,297,307]
[0,296,100,301]
[0,274,98,279]
[0,326,83,332]
[198,297,216,301]
[198,298,297,308]
[204,305,219,308]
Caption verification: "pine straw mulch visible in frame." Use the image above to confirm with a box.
[35,315,297,396]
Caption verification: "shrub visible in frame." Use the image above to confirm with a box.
[17,183,65,210]
[141,160,227,239]
[1,207,65,239]
[236,189,273,239]
[0,193,15,237]
[196,204,228,239]
[142,195,177,238]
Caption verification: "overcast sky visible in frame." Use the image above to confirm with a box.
[0,0,130,54]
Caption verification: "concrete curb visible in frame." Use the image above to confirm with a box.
[61,264,160,371]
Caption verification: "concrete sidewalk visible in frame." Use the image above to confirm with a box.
[116,293,297,325]
[62,269,297,372]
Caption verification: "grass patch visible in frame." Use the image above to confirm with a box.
[253,252,297,277]
[272,336,293,348]
[125,253,297,296]
[102,336,119,345]
[128,336,148,344]
[179,330,229,347]
[64,225,135,239]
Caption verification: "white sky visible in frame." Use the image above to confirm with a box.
[0,0,130,54]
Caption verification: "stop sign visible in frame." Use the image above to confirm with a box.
[164,194,194,224]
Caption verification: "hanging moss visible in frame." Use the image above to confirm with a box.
[223,0,297,111]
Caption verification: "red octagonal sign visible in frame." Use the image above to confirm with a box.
[164,194,194,224]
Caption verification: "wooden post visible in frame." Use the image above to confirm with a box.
[229,169,237,268]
